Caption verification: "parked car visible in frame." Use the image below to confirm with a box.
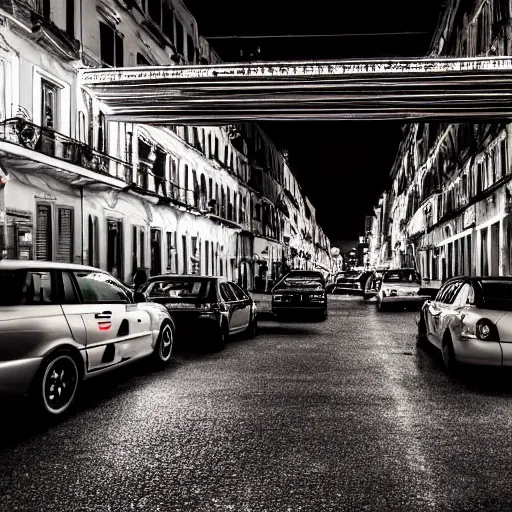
[376,268,429,311]
[332,270,374,296]
[0,260,175,417]
[137,275,257,350]
[418,276,512,372]
[272,270,327,320]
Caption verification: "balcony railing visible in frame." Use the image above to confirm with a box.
[0,118,132,181]
[0,118,204,213]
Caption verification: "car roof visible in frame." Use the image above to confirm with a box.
[444,276,512,284]
[146,274,228,282]
[0,259,101,272]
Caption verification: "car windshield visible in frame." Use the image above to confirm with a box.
[479,281,512,310]
[276,272,324,290]
[142,278,212,300]
[382,269,421,284]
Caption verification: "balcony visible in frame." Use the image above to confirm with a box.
[0,118,205,214]
[0,118,131,184]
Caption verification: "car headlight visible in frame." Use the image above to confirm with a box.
[382,289,390,297]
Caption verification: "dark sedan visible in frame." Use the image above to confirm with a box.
[137,275,257,350]
[332,270,374,296]
[271,270,328,321]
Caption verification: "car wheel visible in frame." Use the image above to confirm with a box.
[441,333,458,373]
[363,293,371,301]
[213,323,228,351]
[33,350,80,418]
[246,316,258,338]
[153,320,175,367]
[417,313,428,346]
[377,299,386,312]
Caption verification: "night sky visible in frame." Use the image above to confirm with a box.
[184,0,445,241]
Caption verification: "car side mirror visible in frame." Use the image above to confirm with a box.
[134,291,146,303]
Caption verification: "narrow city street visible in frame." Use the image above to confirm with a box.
[2,297,512,512]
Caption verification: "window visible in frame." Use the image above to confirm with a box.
[66,0,75,38]
[35,203,52,261]
[182,235,188,274]
[162,4,174,41]
[61,272,79,304]
[219,282,236,302]
[148,0,162,26]
[481,227,489,276]
[500,139,508,178]
[73,271,130,303]
[107,220,123,281]
[137,53,151,66]
[0,270,54,305]
[88,215,99,267]
[205,240,210,276]
[187,33,195,63]
[436,281,463,304]
[143,277,212,300]
[175,18,184,55]
[56,207,74,263]
[166,231,174,269]
[228,282,247,300]
[99,21,124,67]
[453,283,474,306]
[41,79,59,131]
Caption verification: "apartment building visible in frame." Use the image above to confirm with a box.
[0,0,331,290]
[367,0,512,288]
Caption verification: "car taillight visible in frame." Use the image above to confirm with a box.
[476,318,499,341]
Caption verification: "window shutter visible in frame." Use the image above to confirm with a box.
[36,204,52,261]
[56,208,73,262]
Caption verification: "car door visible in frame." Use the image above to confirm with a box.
[219,282,240,332]
[428,280,463,347]
[228,282,251,330]
[60,270,152,372]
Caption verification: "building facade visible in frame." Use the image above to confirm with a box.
[0,0,331,290]
[367,0,512,288]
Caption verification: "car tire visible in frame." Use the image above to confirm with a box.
[213,323,228,351]
[417,313,428,347]
[377,299,386,312]
[441,333,458,373]
[318,308,328,321]
[31,350,81,418]
[245,316,258,338]
[153,320,175,368]
[363,293,371,301]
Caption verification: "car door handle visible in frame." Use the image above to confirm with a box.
[95,311,112,319]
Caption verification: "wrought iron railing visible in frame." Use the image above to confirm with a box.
[0,118,203,213]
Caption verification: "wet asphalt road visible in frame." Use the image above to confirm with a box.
[3,297,512,511]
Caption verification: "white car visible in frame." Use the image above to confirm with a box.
[418,276,512,372]
[0,260,176,417]
[376,268,429,311]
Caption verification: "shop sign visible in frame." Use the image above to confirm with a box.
[34,193,57,201]
[463,205,476,228]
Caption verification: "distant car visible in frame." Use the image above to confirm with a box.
[272,270,327,320]
[376,268,429,311]
[418,276,512,372]
[137,275,257,350]
[332,270,374,296]
[0,260,175,417]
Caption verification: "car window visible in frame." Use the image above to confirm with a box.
[219,282,237,302]
[73,271,130,304]
[382,269,421,284]
[437,281,463,304]
[453,283,474,306]
[144,278,211,300]
[479,280,512,310]
[228,282,247,300]
[61,272,79,304]
[0,270,54,306]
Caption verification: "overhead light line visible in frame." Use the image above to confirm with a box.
[205,32,430,40]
